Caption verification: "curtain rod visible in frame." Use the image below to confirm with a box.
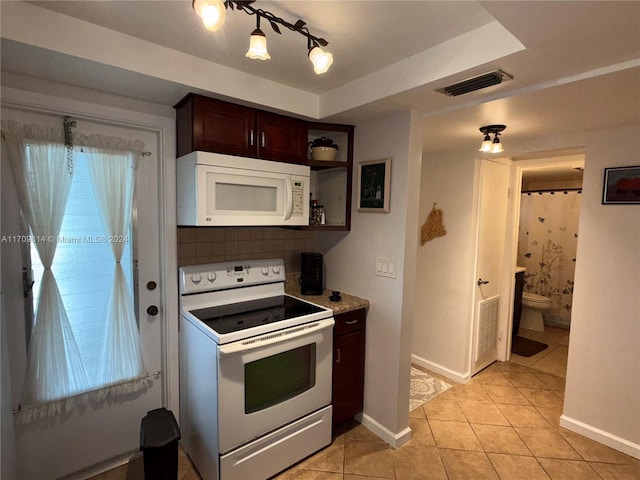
[522,188,582,194]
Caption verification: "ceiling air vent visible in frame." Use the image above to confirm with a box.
[437,70,513,97]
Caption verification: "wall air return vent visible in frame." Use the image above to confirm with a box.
[437,70,513,97]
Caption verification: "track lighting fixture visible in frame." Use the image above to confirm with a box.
[479,125,506,153]
[193,0,333,74]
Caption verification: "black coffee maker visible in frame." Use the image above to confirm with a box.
[300,252,323,295]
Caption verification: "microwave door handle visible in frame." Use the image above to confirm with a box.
[284,178,293,220]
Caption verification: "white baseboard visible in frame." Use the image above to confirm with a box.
[357,413,412,448]
[59,450,141,480]
[411,354,470,384]
[560,414,640,460]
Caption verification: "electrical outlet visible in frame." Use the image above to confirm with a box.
[375,256,397,278]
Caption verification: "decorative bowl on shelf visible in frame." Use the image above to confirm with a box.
[309,137,339,161]
[310,146,338,161]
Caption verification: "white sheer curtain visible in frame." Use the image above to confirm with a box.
[2,121,149,423]
[84,143,145,396]
[1,120,89,422]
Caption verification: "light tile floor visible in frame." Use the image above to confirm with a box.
[91,344,640,479]
[511,326,570,378]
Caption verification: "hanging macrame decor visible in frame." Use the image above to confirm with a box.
[421,203,447,245]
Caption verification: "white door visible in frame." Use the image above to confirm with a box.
[2,110,164,479]
[471,159,511,375]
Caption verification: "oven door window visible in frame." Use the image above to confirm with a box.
[245,344,316,414]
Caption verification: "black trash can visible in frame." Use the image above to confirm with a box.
[140,407,181,480]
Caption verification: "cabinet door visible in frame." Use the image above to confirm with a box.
[193,96,257,157]
[332,309,366,426]
[257,112,307,164]
[333,330,365,425]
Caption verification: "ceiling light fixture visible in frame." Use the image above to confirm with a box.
[479,125,506,153]
[193,0,226,32]
[193,0,333,74]
[246,16,270,60]
[308,37,333,75]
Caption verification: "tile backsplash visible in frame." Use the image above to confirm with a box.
[177,227,316,274]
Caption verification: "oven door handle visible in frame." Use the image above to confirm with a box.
[218,318,335,356]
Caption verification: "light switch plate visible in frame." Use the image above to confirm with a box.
[375,256,397,278]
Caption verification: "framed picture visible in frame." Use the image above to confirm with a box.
[602,166,640,204]
[357,158,391,212]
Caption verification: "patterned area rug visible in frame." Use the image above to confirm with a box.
[409,367,452,411]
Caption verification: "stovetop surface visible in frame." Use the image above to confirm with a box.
[189,295,326,334]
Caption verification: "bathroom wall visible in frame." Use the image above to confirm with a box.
[517,190,581,327]
[177,227,316,274]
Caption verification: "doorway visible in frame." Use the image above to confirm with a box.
[506,154,584,379]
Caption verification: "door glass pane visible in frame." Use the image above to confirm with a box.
[214,182,278,212]
[244,344,316,414]
[29,151,133,384]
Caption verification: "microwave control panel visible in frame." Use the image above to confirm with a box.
[292,180,305,217]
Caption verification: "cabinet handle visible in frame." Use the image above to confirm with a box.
[261,131,266,148]
[345,319,358,325]
[336,348,341,364]
[249,130,254,146]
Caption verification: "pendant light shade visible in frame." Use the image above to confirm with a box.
[479,134,492,152]
[308,46,334,75]
[246,29,271,60]
[193,0,226,32]
[491,136,504,153]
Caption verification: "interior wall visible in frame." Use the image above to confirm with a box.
[561,125,640,457]
[412,148,478,381]
[317,110,422,444]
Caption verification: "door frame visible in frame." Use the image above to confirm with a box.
[497,154,585,362]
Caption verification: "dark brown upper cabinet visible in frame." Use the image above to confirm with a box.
[175,93,307,164]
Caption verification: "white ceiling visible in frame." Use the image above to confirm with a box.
[2,1,639,163]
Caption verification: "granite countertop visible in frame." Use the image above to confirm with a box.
[291,289,370,315]
[284,274,369,314]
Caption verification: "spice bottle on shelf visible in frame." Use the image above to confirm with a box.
[318,206,326,225]
[310,198,319,224]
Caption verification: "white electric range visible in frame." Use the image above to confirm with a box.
[179,258,334,480]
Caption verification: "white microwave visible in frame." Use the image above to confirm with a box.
[176,152,310,226]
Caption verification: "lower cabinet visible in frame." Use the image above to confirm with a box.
[332,308,366,426]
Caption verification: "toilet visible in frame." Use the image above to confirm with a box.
[520,292,552,332]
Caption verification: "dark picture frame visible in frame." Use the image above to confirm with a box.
[602,166,640,204]
[357,158,391,212]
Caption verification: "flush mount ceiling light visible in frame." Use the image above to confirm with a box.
[193,0,333,75]
[479,125,506,154]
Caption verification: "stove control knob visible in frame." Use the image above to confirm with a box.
[261,267,270,276]
[207,272,216,283]
[191,273,202,285]
[272,266,281,275]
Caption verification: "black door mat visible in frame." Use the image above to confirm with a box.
[511,335,548,357]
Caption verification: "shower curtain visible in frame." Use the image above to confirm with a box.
[517,191,581,328]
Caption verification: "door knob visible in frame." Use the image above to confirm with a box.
[147,305,159,316]
[477,278,490,286]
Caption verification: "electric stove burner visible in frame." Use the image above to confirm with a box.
[190,295,325,335]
